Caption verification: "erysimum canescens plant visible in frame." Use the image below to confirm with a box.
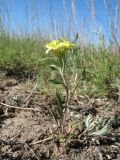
[45,38,76,133]
[45,38,76,105]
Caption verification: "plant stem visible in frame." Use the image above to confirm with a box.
[59,58,70,133]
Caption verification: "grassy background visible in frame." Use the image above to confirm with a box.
[0,0,120,97]
[0,32,120,97]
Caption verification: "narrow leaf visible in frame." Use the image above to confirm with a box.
[49,79,63,85]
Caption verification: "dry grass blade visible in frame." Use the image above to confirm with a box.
[24,142,39,160]
[25,84,38,107]
[0,101,42,112]
[30,136,54,146]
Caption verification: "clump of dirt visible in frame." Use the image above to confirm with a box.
[4,63,37,81]
[0,75,120,160]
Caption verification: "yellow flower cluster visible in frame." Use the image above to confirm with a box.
[45,38,75,57]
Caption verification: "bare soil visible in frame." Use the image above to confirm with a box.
[0,73,120,160]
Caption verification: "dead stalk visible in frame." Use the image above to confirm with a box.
[30,136,54,146]
[0,101,42,112]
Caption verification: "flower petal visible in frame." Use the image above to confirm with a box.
[46,48,52,54]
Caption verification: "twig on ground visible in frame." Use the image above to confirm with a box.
[9,128,25,142]
[24,142,39,160]
[30,136,54,146]
[0,101,42,112]
[25,84,37,107]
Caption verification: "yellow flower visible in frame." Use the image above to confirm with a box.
[45,38,75,57]
[45,40,59,54]
[60,37,75,47]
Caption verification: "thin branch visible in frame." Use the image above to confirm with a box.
[0,102,42,112]
[25,84,37,107]
[30,136,54,146]
[24,142,39,160]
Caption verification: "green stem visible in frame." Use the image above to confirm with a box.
[58,59,69,133]
[59,69,69,106]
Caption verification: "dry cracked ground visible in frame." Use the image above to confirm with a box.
[0,72,120,160]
